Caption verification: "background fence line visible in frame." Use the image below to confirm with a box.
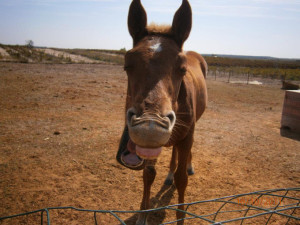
[206,68,300,87]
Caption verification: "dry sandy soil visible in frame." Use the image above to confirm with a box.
[0,62,299,225]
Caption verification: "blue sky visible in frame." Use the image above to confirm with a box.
[0,0,300,58]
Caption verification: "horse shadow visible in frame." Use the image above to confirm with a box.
[121,184,176,225]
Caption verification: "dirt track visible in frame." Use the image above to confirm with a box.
[36,49,100,64]
[0,62,299,224]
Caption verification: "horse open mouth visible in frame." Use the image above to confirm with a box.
[121,139,144,168]
[117,126,144,170]
[116,126,163,170]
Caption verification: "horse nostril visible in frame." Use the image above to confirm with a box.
[127,108,136,124]
[166,111,176,126]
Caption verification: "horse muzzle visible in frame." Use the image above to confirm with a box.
[127,108,176,154]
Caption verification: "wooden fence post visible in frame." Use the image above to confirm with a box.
[247,71,250,85]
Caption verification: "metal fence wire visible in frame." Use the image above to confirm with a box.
[0,188,299,225]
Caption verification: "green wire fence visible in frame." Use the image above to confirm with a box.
[0,188,299,224]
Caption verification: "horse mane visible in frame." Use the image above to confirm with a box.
[146,23,172,36]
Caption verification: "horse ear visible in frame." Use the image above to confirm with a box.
[128,0,148,46]
[171,0,192,49]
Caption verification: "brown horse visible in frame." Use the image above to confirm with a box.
[116,0,207,224]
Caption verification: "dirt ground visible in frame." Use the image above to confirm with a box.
[0,62,299,225]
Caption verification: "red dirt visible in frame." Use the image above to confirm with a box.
[0,62,299,224]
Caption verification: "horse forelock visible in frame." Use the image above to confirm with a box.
[146,23,172,36]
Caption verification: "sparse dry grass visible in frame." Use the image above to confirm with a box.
[61,48,125,65]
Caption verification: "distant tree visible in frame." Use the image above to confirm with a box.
[119,47,126,54]
[26,40,34,48]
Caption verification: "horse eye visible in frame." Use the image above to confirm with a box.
[124,65,132,71]
[180,67,187,75]
[124,66,129,71]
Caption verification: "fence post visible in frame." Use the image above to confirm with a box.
[228,70,231,83]
[247,71,250,85]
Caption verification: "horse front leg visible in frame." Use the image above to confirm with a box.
[174,127,194,225]
[136,160,157,225]
[164,146,177,185]
[187,151,194,175]
[165,146,194,186]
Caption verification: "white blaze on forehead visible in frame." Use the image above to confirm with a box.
[149,39,162,53]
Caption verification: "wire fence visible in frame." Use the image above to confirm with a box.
[206,69,286,87]
[1,188,299,225]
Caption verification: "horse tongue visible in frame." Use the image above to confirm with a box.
[127,139,136,154]
[136,145,162,159]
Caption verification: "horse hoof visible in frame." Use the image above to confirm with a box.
[136,221,148,225]
[187,167,194,175]
[136,221,147,225]
[136,216,148,225]
[164,178,173,186]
